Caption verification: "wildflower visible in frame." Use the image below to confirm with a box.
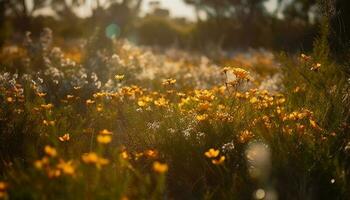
[277,98,286,104]
[82,152,109,168]
[115,74,125,81]
[134,152,144,160]
[99,129,113,135]
[96,104,103,112]
[120,151,129,160]
[6,96,13,103]
[300,53,311,61]
[212,156,225,165]
[144,149,158,159]
[196,114,208,121]
[43,120,55,126]
[153,161,168,174]
[34,157,49,169]
[239,130,254,143]
[58,133,70,142]
[204,148,220,158]
[86,99,95,105]
[311,63,321,71]
[162,78,176,86]
[232,68,250,80]
[198,102,210,111]
[47,169,61,178]
[97,135,112,144]
[137,100,147,107]
[56,159,75,176]
[154,97,168,107]
[250,97,258,104]
[41,103,54,110]
[44,145,57,157]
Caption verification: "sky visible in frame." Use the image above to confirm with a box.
[141,0,278,21]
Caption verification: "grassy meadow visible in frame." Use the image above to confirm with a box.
[0,19,350,200]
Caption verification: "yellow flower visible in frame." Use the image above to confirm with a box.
[198,102,210,111]
[250,97,258,104]
[115,74,125,81]
[97,135,112,144]
[82,152,98,163]
[41,103,54,109]
[144,149,158,159]
[42,120,55,126]
[99,129,113,135]
[153,161,168,174]
[196,114,208,121]
[154,97,168,107]
[120,151,129,160]
[162,78,176,86]
[86,99,95,105]
[311,63,321,71]
[239,130,254,143]
[96,104,103,112]
[59,133,70,142]
[204,148,219,158]
[34,157,49,169]
[82,152,109,168]
[212,156,225,165]
[44,145,57,157]
[56,159,75,176]
[232,68,250,80]
[137,100,147,107]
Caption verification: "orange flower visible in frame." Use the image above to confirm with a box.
[82,152,109,168]
[204,148,219,158]
[153,161,168,173]
[99,129,113,135]
[196,114,209,121]
[239,130,254,143]
[56,159,75,176]
[97,135,112,144]
[212,156,225,165]
[59,133,70,142]
[162,78,176,86]
[41,103,54,109]
[144,149,158,159]
[44,145,57,157]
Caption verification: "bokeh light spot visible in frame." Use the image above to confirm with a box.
[255,189,266,199]
[105,23,121,39]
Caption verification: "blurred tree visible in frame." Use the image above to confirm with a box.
[184,0,270,48]
[277,0,318,23]
[0,0,48,31]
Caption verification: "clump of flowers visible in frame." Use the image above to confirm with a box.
[204,148,225,165]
